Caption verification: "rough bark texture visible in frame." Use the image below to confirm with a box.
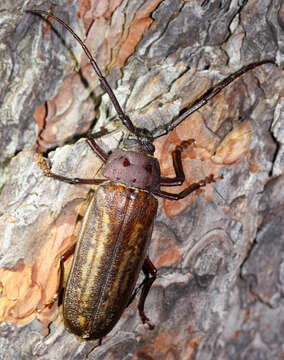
[0,0,283,359]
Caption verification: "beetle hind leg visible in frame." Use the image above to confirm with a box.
[36,194,91,313]
[127,257,157,330]
[36,242,77,314]
[138,257,157,330]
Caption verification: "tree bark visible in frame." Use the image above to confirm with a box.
[0,0,283,359]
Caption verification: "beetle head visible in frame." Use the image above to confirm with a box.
[123,127,155,155]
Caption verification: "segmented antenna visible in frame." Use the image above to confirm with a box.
[30,9,136,135]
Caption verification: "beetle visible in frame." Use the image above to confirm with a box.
[31,10,273,341]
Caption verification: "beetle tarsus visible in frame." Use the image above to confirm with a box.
[36,293,59,313]
[140,313,155,330]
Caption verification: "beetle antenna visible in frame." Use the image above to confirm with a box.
[29,10,137,135]
[152,60,274,138]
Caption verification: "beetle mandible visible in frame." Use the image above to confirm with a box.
[31,10,273,341]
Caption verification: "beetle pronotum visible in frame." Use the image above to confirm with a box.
[30,9,273,341]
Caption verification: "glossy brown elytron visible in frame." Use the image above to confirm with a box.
[31,10,273,340]
[64,184,157,339]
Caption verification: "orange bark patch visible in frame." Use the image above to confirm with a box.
[0,203,80,333]
[155,246,182,268]
[134,330,202,360]
[212,121,252,165]
[183,335,202,359]
[134,331,179,360]
[0,263,40,325]
[78,0,123,28]
[110,0,164,68]
[151,228,182,268]
[34,103,47,134]
[35,72,95,152]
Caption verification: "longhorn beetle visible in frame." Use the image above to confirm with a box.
[31,10,273,341]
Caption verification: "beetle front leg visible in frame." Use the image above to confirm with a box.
[37,129,109,184]
[37,153,107,185]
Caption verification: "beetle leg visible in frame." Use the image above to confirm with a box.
[36,243,76,313]
[56,191,95,303]
[37,153,107,185]
[126,257,157,329]
[37,128,108,183]
[155,173,223,200]
[56,243,76,305]
[136,257,157,330]
[37,243,76,311]
[36,193,92,312]
[86,129,109,163]
[160,139,196,186]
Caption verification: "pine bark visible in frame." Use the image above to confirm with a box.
[0,1,283,359]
